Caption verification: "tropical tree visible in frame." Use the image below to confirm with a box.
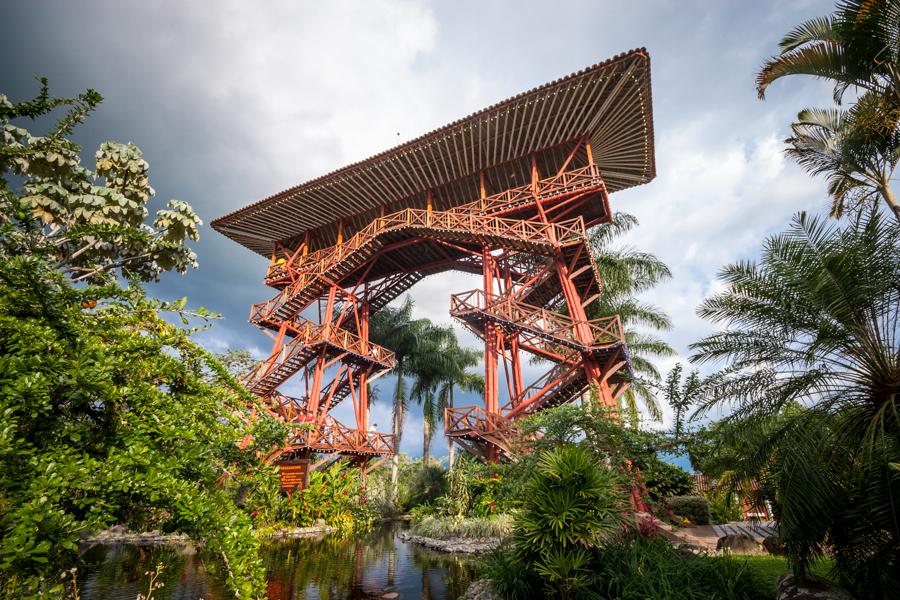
[756,0,900,107]
[690,209,900,598]
[1,81,201,283]
[0,82,270,597]
[660,363,704,442]
[784,106,900,219]
[369,297,450,498]
[588,212,675,425]
[757,1,900,221]
[435,345,483,470]
[409,339,482,469]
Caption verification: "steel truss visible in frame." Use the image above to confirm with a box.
[243,139,631,488]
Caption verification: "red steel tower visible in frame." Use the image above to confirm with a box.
[212,49,655,488]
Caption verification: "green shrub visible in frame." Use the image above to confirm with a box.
[511,446,626,599]
[642,459,694,501]
[399,463,447,511]
[590,536,768,599]
[667,496,711,525]
[706,489,744,524]
[411,514,514,539]
[486,535,769,600]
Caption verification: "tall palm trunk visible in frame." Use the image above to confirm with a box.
[446,389,455,471]
[422,409,432,466]
[390,366,404,503]
[879,182,900,222]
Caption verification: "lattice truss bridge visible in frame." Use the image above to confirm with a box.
[212,49,656,490]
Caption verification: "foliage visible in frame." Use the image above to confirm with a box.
[287,462,377,532]
[0,258,269,598]
[0,83,272,598]
[740,554,836,599]
[487,528,768,600]
[509,446,626,599]
[419,452,526,519]
[705,488,745,525]
[365,456,447,516]
[410,514,514,540]
[642,460,694,502]
[588,212,675,424]
[1,81,201,283]
[756,0,900,221]
[583,536,767,600]
[661,363,704,442]
[691,209,900,598]
[399,462,448,512]
[666,496,711,526]
[369,296,454,499]
[783,105,900,219]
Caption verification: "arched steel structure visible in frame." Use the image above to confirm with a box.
[213,49,655,489]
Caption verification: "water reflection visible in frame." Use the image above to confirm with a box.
[78,524,474,600]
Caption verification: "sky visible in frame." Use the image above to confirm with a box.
[2,0,837,461]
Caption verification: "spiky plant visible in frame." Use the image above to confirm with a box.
[589,212,675,424]
[513,445,625,600]
[691,209,900,598]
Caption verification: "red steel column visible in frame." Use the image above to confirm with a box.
[482,246,498,417]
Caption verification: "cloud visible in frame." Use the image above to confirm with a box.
[2,0,838,452]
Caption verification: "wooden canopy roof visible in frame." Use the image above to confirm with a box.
[213,49,655,257]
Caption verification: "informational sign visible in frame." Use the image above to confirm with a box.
[279,459,309,491]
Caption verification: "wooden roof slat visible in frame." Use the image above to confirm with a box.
[213,49,655,256]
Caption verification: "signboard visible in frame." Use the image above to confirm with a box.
[279,459,309,492]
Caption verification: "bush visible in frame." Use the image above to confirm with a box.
[642,459,694,501]
[487,535,769,600]
[667,496,711,526]
[706,489,744,524]
[511,446,626,599]
[399,462,448,511]
[410,514,514,540]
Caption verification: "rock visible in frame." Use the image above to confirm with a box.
[763,535,786,556]
[776,573,855,600]
[716,532,763,554]
[465,579,499,600]
[397,531,502,554]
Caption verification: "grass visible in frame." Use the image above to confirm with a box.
[738,555,836,598]
[409,514,514,540]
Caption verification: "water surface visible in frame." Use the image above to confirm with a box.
[77,524,475,599]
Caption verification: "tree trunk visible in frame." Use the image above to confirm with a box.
[880,183,900,223]
[390,367,404,504]
[422,397,432,466]
[447,389,455,471]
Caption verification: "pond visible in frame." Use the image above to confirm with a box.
[76,524,476,599]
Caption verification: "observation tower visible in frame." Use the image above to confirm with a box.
[212,49,655,489]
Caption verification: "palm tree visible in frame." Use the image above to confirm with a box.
[406,327,477,466]
[785,107,900,219]
[757,1,900,221]
[690,209,900,597]
[369,296,448,500]
[407,327,450,467]
[434,345,483,470]
[587,212,675,425]
[756,1,900,106]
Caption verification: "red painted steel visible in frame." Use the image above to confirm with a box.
[240,139,631,487]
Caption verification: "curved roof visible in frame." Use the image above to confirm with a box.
[213,48,655,256]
